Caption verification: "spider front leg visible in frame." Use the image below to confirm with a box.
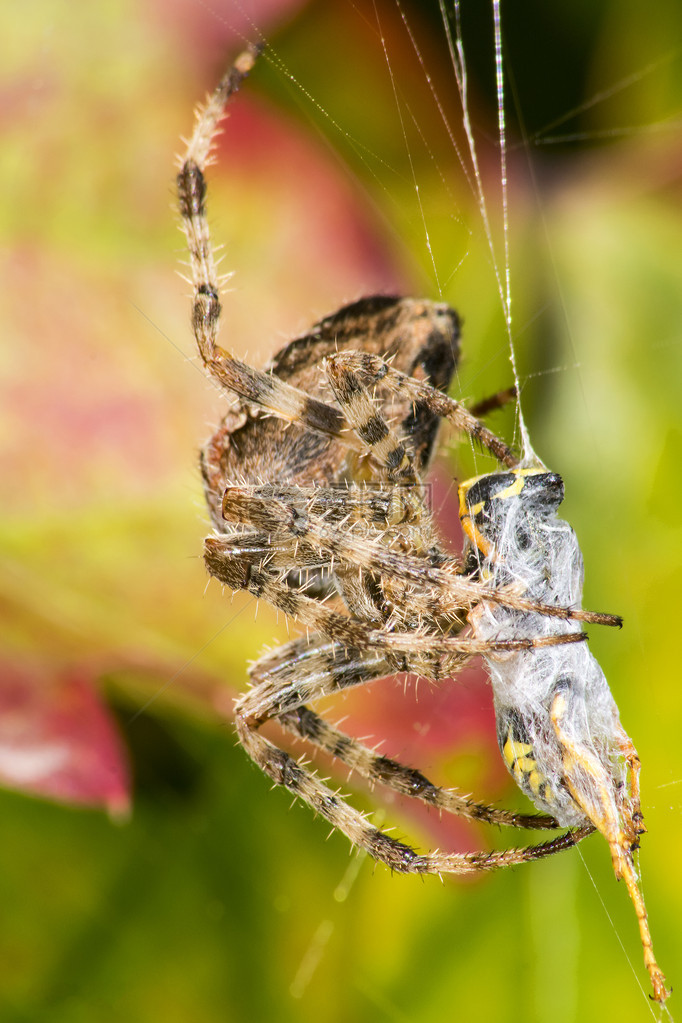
[327,350,520,468]
[221,486,616,628]
[323,358,419,483]
[240,714,578,876]
[177,49,464,471]
[205,528,589,666]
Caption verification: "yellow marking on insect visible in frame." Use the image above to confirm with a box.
[461,466,546,506]
[458,484,493,557]
[502,734,534,767]
[460,515,493,557]
[512,755,540,784]
[490,474,525,502]
[458,468,546,559]
[489,466,547,503]
[503,729,552,798]
[527,770,543,797]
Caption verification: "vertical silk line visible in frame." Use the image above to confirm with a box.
[444,1,499,280]
[372,0,444,297]
[444,0,533,458]
[492,0,532,457]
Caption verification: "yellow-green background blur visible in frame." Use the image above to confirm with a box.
[1,1,681,1020]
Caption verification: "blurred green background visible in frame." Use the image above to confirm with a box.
[1,0,681,1020]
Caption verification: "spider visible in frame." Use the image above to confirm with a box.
[175,44,669,1005]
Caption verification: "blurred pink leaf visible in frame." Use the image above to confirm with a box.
[0,661,130,815]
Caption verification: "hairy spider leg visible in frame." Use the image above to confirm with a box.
[245,635,558,830]
[467,386,517,419]
[245,638,560,830]
[246,640,571,854]
[324,360,419,483]
[326,350,519,469]
[235,636,592,875]
[177,46,522,478]
[206,517,587,660]
[236,709,592,876]
[221,486,617,627]
[279,703,560,830]
[176,45,369,452]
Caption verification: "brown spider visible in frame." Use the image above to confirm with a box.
[175,44,668,1005]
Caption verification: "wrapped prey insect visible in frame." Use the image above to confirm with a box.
[460,466,669,1006]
